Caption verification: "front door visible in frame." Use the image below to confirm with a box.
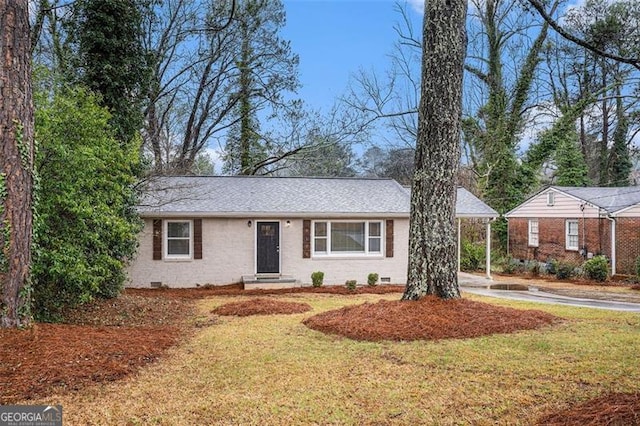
[256,221,280,274]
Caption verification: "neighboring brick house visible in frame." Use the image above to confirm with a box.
[505,186,640,276]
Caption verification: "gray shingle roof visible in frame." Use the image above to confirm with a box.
[139,176,410,217]
[138,176,498,219]
[456,187,499,218]
[553,186,640,214]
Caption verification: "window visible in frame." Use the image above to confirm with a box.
[528,219,539,247]
[165,220,192,258]
[565,220,579,251]
[547,191,555,206]
[312,221,383,255]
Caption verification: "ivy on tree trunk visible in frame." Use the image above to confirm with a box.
[0,0,34,328]
[403,0,467,301]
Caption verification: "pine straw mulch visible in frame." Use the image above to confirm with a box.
[212,298,312,316]
[0,294,195,405]
[302,295,561,342]
[1,286,637,424]
[537,392,640,426]
[127,283,405,299]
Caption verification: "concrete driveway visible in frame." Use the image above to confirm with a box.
[458,272,640,312]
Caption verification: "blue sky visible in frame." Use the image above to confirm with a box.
[282,0,423,112]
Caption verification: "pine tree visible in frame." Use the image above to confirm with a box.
[554,126,590,186]
[403,0,467,300]
[0,0,34,328]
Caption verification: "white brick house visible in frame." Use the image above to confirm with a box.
[127,176,497,288]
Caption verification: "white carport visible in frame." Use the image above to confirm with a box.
[455,187,499,280]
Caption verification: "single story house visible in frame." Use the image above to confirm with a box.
[127,176,498,288]
[505,186,640,276]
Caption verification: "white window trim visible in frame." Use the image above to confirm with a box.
[312,220,384,257]
[565,219,579,251]
[528,219,539,247]
[164,219,193,260]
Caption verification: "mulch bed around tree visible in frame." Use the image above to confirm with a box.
[0,294,195,404]
[212,298,312,316]
[537,392,640,425]
[303,295,561,342]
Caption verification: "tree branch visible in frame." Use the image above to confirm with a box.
[527,0,640,71]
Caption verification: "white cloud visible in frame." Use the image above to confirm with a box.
[407,0,424,14]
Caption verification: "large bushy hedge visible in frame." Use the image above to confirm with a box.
[33,85,141,321]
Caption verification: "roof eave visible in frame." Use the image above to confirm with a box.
[139,211,410,219]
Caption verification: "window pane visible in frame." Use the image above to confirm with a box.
[567,221,578,234]
[168,239,189,255]
[168,222,190,238]
[331,222,365,252]
[369,222,381,237]
[314,238,327,252]
[569,236,578,247]
[369,237,381,253]
[314,222,327,237]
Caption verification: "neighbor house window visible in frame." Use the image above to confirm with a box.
[547,191,555,206]
[165,220,192,258]
[565,220,579,251]
[312,221,382,255]
[528,219,539,247]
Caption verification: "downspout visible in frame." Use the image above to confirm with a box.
[607,216,616,276]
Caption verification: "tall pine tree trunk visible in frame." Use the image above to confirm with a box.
[0,0,34,327]
[403,0,467,300]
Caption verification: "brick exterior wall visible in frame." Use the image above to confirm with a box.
[616,218,640,275]
[509,217,612,267]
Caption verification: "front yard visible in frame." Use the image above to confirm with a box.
[2,286,639,425]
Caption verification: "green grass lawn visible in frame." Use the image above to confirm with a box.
[31,293,640,425]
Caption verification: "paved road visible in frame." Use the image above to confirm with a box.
[462,286,640,312]
[457,272,640,312]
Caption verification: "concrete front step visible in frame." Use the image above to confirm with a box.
[241,275,300,290]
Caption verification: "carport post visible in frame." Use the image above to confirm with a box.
[457,218,461,272]
[485,219,492,280]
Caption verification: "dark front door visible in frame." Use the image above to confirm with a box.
[256,221,280,274]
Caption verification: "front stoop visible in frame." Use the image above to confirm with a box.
[242,275,300,290]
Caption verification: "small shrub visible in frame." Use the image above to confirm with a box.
[545,259,556,275]
[583,255,609,282]
[528,261,541,277]
[460,240,485,271]
[311,271,324,288]
[367,273,379,286]
[345,280,357,291]
[555,261,576,280]
[499,256,518,274]
[636,256,640,279]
